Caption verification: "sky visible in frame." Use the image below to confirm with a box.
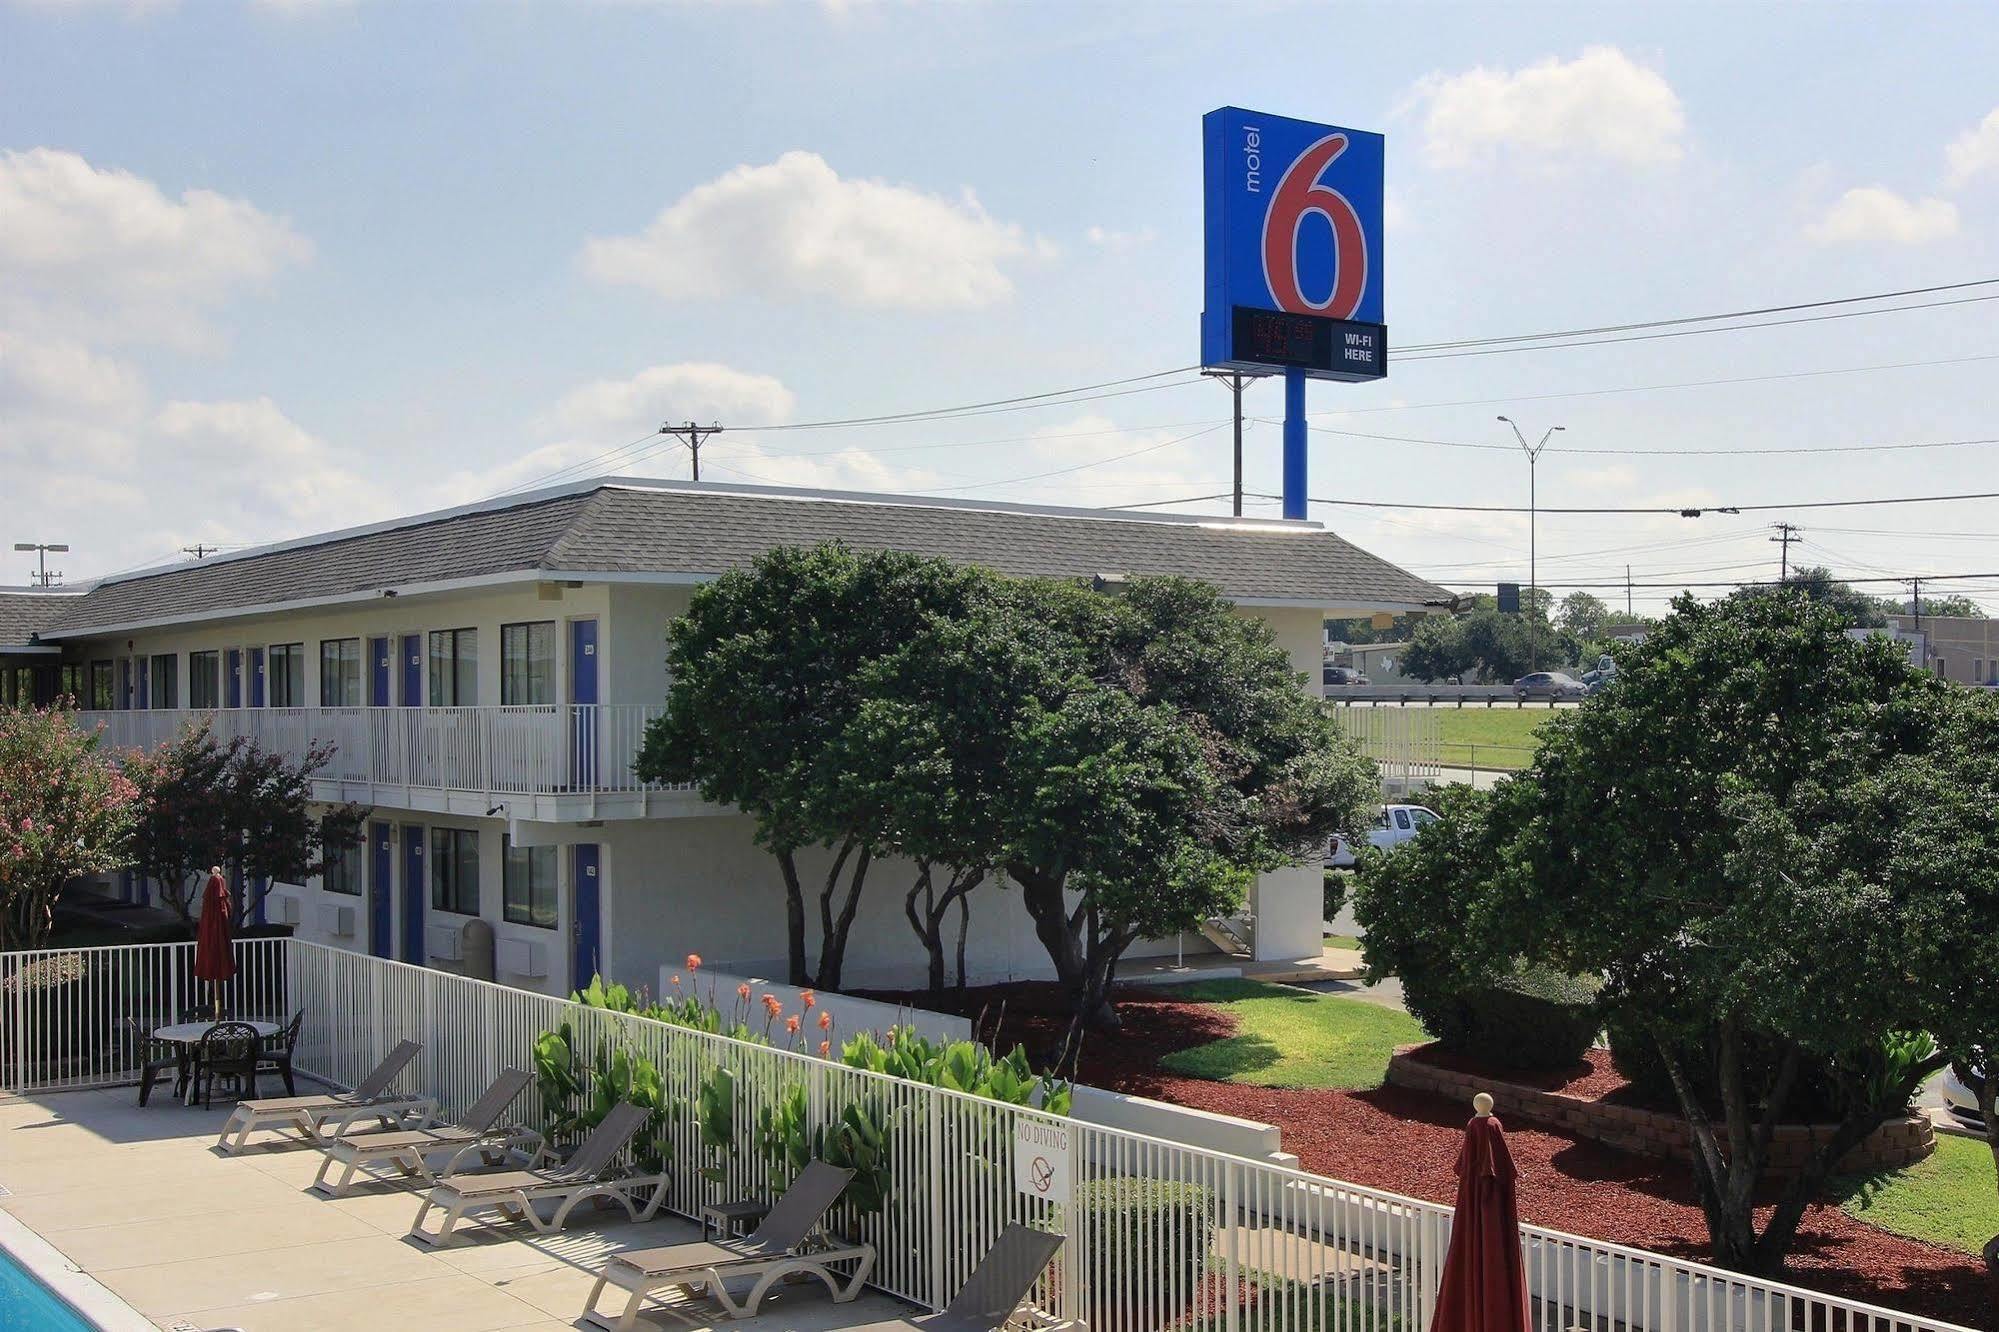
[4,0,1999,613]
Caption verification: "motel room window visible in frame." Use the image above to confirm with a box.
[502,836,558,929]
[89,661,114,710]
[428,628,478,706]
[430,827,480,915]
[58,664,85,703]
[188,651,221,709]
[268,643,306,707]
[148,654,178,709]
[319,638,362,707]
[500,621,555,706]
[322,829,363,896]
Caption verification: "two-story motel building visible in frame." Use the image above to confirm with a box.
[0,477,1450,998]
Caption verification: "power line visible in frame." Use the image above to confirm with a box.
[1295,424,1999,458]
[921,423,1231,493]
[1394,278,1999,352]
[1285,487,1999,517]
[1439,570,1999,591]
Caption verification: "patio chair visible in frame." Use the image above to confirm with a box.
[121,1017,187,1108]
[215,1039,434,1154]
[195,1021,262,1107]
[581,1160,875,1328]
[256,1009,305,1096]
[840,1225,1068,1332]
[408,1100,668,1247]
[311,1067,540,1196]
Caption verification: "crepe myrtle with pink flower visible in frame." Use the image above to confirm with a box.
[0,705,139,949]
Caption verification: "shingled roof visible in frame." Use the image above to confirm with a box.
[42,480,1453,637]
[0,589,84,649]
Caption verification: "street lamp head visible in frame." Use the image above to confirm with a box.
[1495,415,1513,424]
[1551,426,1566,433]
[11,544,33,552]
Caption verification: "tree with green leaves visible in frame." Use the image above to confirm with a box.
[126,723,367,927]
[1759,565,1897,627]
[997,577,1379,1058]
[635,544,993,989]
[1506,591,1963,1274]
[0,707,139,948]
[1403,601,1581,681]
[1555,591,1611,641]
[1903,592,1985,618]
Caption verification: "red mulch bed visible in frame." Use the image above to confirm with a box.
[886,981,1996,1330]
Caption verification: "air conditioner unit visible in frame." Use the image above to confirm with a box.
[273,895,303,926]
[497,937,548,979]
[317,904,356,938]
[426,922,464,962]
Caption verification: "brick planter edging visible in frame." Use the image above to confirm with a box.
[1386,1045,1935,1178]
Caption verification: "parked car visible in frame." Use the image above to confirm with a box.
[1942,1062,1985,1131]
[1323,665,1371,687]
[1327,804,1439,867]
[1513,671,1588,701]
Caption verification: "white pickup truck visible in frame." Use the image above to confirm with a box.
[1327,804,1439,867]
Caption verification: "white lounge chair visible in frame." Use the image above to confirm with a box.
[582,1159,875,1328]
[215,1040,434,1154]
[842,1225,1068,1332]
[311,1067,539,1196]
[408,1100,668,1247]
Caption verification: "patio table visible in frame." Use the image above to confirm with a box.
[151,1020,282,1106]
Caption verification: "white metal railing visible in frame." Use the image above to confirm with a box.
[1329,702,1443,789]
[0,938,1975,1332]
[69,704,687,797]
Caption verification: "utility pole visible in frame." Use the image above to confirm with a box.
[12,542,68,587]
[657,422,723,482]
[1769,522,1799,581]
[1910,576,1925,672]
[1626,565,1633,619]
[1201,369,1249,517]
[1497,417,1565,671]
[182,544,219,560]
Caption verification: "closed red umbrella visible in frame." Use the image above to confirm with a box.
[193,867,237,999]
[1429,1093,1531,1332]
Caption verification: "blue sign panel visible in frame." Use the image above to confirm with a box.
[1202,107,1386,382]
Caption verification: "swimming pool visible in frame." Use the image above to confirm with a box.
[0,1244,98,1330]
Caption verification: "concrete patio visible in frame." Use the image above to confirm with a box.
[0,1088,916,1332]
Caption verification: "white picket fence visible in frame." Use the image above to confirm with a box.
[0,938,1973,1332]
[1329,704,1442,791]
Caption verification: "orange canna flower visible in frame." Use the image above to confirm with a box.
[799,989,817,1010]
[685,953,702,971]
[670,974,682,988]
[818,1010,833,1031]
[737,982,752,1000]
[819,1040,831,1057]
[761,993,783,1016]
[785,1014,802,1034]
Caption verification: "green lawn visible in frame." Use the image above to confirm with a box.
[1433,708,1549,770]
[1831,1132,1999,1255]
[1157,980,1427,1090]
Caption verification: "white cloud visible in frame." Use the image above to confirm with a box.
[1409,47,1686,169]
[1085,225,1156,253]
[542,361,796,439]
[1806,187,1959,246]
[0,148,312,349]
[580,151,1039,310]
[1946,107,1999,187]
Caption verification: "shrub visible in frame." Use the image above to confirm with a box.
[1603,1009,1846,1122]
[1426,967,1601,1071]
[1322,868,1347,925]
[1076,1178,1213,1322]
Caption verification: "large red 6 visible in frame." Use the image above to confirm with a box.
[1260,133,1368,319]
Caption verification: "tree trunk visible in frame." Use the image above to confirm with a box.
[1010,862,1093,1011]
[815,842,870,993]
[904,866,947,998]
[953,889,970,995]
[774,850,811,986]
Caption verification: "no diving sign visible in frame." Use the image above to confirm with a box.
[1012,1116,1073,1207]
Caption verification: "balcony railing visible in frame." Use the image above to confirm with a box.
[73,704,683,798]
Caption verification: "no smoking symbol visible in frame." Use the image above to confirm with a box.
[1028,1156,1055,1194]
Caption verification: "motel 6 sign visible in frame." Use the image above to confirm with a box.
[1201,107,1387,382]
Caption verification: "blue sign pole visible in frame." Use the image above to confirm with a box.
[1282,368,1307,520]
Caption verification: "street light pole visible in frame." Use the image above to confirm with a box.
[1496,418,1564,671]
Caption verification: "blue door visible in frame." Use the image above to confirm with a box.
[569,620,598,787]
[136,658,149,710]
[571,844,601,988]
[226,649,242,708]
[401,826,426,963]
[118,659,131,710]
[369,637,391,706]
[368,821,393,958]
[248,647,266,707]
[400,634,422,706]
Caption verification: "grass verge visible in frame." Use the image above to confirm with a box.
[1157,979,1426,1091]
[1432,708,1549,770]
[1831,1132,1999,1256]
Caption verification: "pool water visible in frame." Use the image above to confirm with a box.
[0,1246,95,1330]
